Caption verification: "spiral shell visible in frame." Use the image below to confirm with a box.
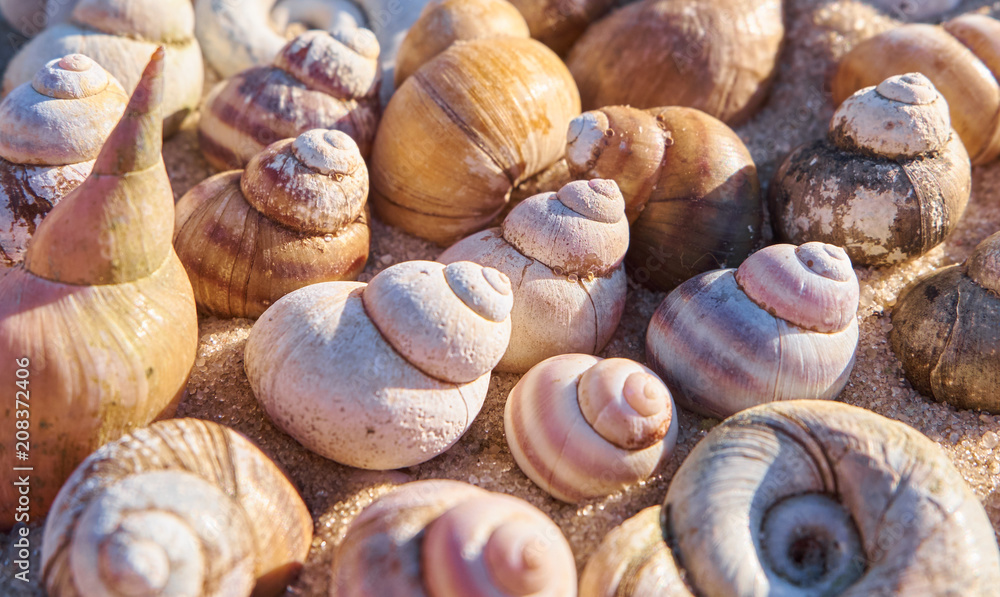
[890,231,1000,412]
[1,0,204,137]
[41,418,312,597]
[439,179,629,373]
[770,73,971,267]
[199,27,381,170]
[505,354,678,503]
[565,104,762,292]
[245,260,512,469]
[331,479,576,596]
[174,129,370,318]
[370,36,580,245]
[0,54,128,266]
[0,49,198,529]
[580,400,1000,596]
[646,242,860,419]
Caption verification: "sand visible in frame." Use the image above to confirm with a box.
[4,0,1000,594]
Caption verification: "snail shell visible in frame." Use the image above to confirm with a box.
[394,0,529,88]
[331,479,576,596]
[174,129,370,318]
[198,27,382,170]
[370,36,580,245]
[505,354,679,503]
[580,400,1000,596]
[194,0,368,78]
[0,49,198,529]
[833,14,1000,165]
[506,0,615,56]
[890,231,1000,412]
[646,242,860,419]
[245,260,512,469]
[41,418,312,597]
[0,53,128,266]
[0,0,77,37]
[770,73,971,268]
[1,0,204,137]
[439,179,629,373]
[566,105,762,292]
[565,0,784,124]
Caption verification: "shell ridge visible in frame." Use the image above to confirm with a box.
[927,277,965,400]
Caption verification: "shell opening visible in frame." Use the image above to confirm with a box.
[760,493,865,591]
[31,54,110,99]
[484,520,550,595]
[577,358,672,450]
[291,129,362,177]
[444,261,514,323]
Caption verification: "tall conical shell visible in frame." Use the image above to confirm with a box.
[0,48,198,529]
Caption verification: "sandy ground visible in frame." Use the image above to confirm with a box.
[4,0,1000,594]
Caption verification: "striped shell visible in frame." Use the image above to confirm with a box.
[174,129,370,318]
[505,354,678,503]
[439,179,629,373]
[331,480,576,596]
[244,260,512,469]
[646,242,860,418]
[198,27,381,170]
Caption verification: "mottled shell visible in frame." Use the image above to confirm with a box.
[0,0,78,37]
[505,354,678,503]
[566,105,762,292]
[0,50,198,529]
[174,129,370,318]
[566,0,784,125]
[891,231,1000,412]
[582,401,1000,596]
[42,419,312,597]
[244,260,512,469]
[394,0,529,88]
[194,0,368,78]
[331,480,577,596]
[1,0,204,137]
[507,0,615,56]
[199,28,381,170]
[439,179,628,373]
[0,54,128,266]
[370,36,580,245]
[833,16,1000,165]
[770,73,971,268]
[646,242,860,419]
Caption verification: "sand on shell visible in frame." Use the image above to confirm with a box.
[4,0,1000,594]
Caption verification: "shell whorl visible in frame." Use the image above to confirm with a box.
[240,129,368,234]
[502,179,629,277]
[273,27,380,100]
[0,55,128,166]
[735,242,859,333]
[70,0,195,44]
[965,231,1000,295]
[829,73,952,160]
[361,260,512,384]
[578,358,673,450]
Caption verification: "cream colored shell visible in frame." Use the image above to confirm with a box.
[331,479,577,596]
[439,179,629,373]
[505,354,679,503]
[1,0,204,137]
[244,260,512,469]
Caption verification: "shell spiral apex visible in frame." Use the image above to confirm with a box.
[275,28,381,100]
[829,72,951,160]
[578,358,673,450]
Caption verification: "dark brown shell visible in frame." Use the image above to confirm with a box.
[507,0,615,55]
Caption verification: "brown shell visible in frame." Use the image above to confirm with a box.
[370,36,580,245]
[506,0,615,55]
[832,19,1000,165]
[198,29,381,170]
[565,0,784,125]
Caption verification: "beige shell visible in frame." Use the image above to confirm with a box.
[0,49,198,530]
[331,479,576,596]
[770,73,971,268]
[646,242,860,419]
[505,354,678,503]
[174,129,370,318]
[1,0,203,137]
[394,0,529,87]
[0,54,128,266]
[41,418,313,597]
[198,27,381,170]
[244,260,512,469]
[581,400,1000,596]
[194,0,368,78]
[439,179,629,373]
